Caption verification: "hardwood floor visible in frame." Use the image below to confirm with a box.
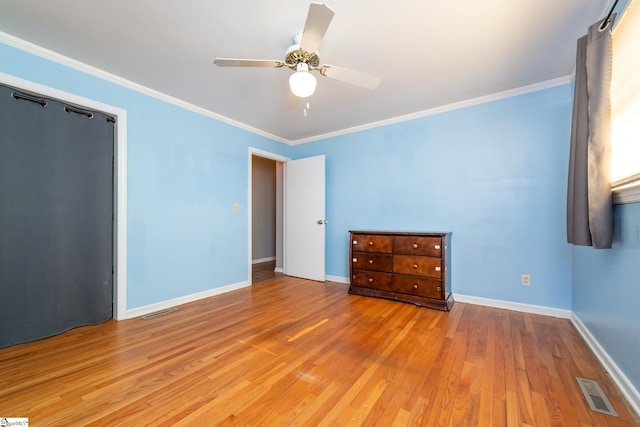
[0,277,638,426]
[252,260,284,284]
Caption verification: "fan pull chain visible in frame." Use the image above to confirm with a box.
[304,101,310,117]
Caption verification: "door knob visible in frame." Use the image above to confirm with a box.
[317,219,328,225]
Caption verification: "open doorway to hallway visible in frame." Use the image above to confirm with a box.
[251,154,284,284]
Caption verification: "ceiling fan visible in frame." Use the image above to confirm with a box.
[213,3,380,99]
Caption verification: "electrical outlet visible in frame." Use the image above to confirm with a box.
[233,203,240,212]
[521,274,531,286]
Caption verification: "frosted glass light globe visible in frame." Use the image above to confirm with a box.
[289,63,317,98]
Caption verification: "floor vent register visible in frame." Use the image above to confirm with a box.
[141,307,178,320]
[576,377,618,417]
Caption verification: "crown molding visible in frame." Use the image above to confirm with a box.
[292,76,572,145]
[0,30,289,144]
[2,30,571,146]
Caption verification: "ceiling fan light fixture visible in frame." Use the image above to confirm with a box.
[289,62,317,98]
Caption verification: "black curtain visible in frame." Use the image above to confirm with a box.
[567,18,614,249]
[0,84,114,348]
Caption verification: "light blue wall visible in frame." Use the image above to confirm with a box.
[573,203,640,392]
[570,0,640,396]
[2,28,638,397]
[0,42,292,309]
[293,86,574,309]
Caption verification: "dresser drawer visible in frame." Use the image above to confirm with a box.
[393,236,442,257]
[393,275,443,299]
[351,270,393,291]
[348,231,452,311]
[352,252,393,272]
[351,234,392,253]
[393,255,442,279]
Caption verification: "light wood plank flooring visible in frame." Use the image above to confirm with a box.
[0,277,638,426]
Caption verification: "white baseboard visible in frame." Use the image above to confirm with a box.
[321,281,574,317]
[452,293,572,319]
[124,280,251,319]
[252,257,276,264]
[455,294,639,417]
[571,313,640,418]
[274,267,283,273]
[326,275,349,284]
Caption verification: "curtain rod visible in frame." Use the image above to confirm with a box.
[600,0,619,30]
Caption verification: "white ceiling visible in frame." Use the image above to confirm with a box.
[0,0,610,143]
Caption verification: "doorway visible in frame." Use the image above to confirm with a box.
[248,148,327,284]
[0,72,127,321]
[0,83,118,347]
[248,148,288,284]
[251,154,284,283]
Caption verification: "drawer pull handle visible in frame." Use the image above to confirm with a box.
[368,241,374,246]
[368,278,374,283]
[435,266,441,272]
[413,264,418,269]
[352,275,356,280]
[368,259,374,264]
[434,244,441,250]
[412,243,418,249]
[436,286,441,292]
[413,284,418,289]
[353,240,358,245]
[353,258,357,263]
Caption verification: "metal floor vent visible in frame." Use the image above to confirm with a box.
[576,377,618,417]
[141,307,178,319]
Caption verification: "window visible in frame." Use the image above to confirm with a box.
[611,0,640,203]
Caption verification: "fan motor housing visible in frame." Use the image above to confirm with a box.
[285,48,320,68]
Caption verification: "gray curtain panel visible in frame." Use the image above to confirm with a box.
[0,84,114,348]
[567,19,614,249]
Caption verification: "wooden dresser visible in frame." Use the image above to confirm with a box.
[348,231,453,311]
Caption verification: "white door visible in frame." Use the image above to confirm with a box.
[284,155,326,281]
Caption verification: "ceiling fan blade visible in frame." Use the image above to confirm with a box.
[299,3,335,53]
[321,65,381,90]
[213,58,282,68]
